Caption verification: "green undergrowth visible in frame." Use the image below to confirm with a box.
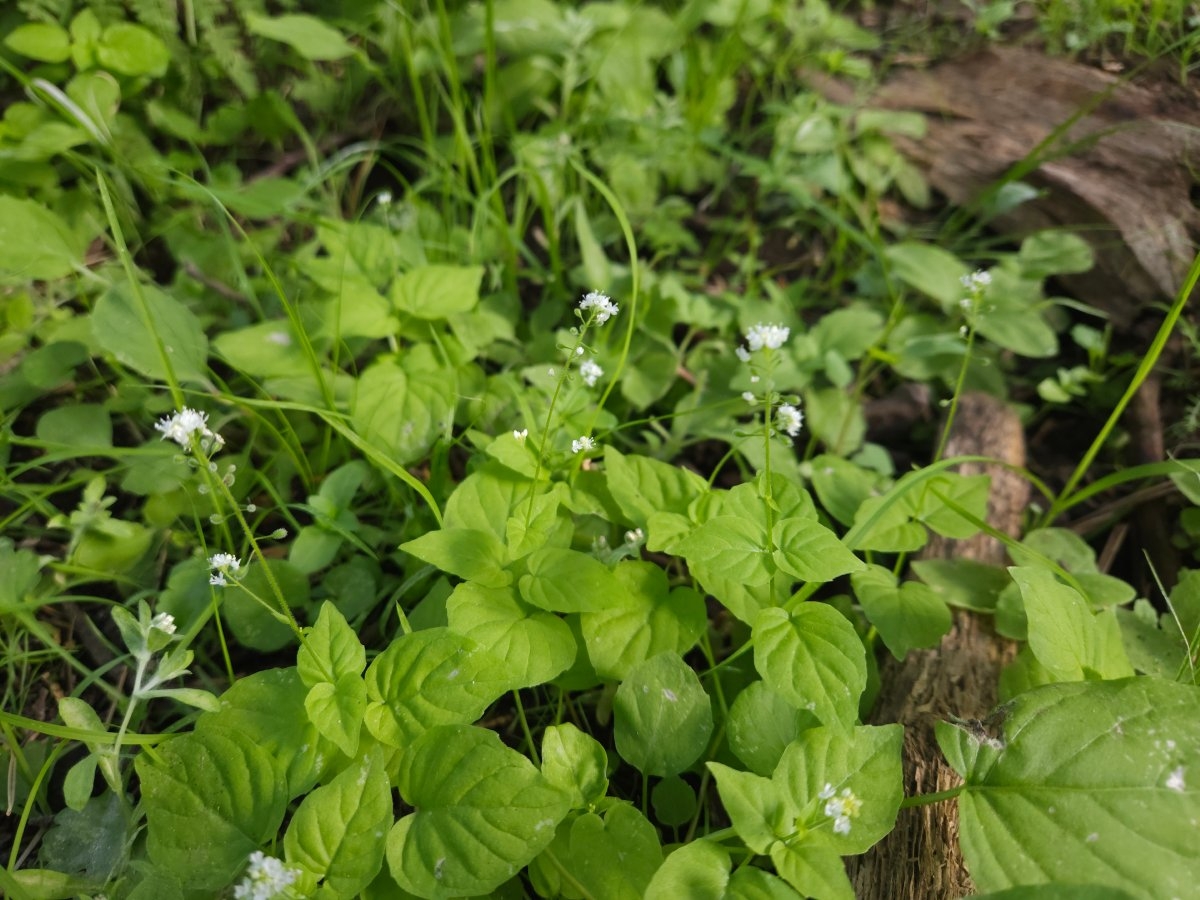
[1,2,1199,899]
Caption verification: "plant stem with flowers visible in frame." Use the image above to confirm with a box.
[522,291,619,529]
[936,270,991,461]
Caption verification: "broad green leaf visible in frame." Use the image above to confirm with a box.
[728,867,806,898]
[305,674,367,757]
[221,558,309,652]
[0,198,85,282]
[352,348,457,466]
[852,565,951,659]
[212,320,312,379]
[298,602,366,687]
[804,387,865,456]
[754,605,867,731]
[579,560,706,679]
[446,582,575,689]
[505,482,570,558]
[728,681,817,777]
[5,23,71,62]
[567,804,663,899]
[771,517,864,583]
[245,13,356,60]
[541,723,609,810]
[443,464,535,541]
[912,558,1011,612]
[809,454,881,526]
[136,730,288,890]
[97,24,169,76]
[604,446,708,527]
[195,668,333,798]
[1010,566,1133,681]
[885,242,969,307]
[284,747,391,897]
[943,678,1200,899]
[36,404,112,448]
[391,265,483,319]
[679,516,773,587]
[771,838,853,900]
[706,763,792,855]
[645,840,730,899]
[976,308,1058,358]
[975,887,1135,900]
[614,652,713,776]
[401,528,511,589]
[652,774,697,826]
[518,547,619,613]
[387,725,569,898]
[91,282,208,385]
[1018,230,1094,278]
[363,628,508,748]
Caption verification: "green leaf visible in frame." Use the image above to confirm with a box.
[36,404,113,449]
[5,23,71,62]
[614,652,713,776]
[804,387,865,456]
[809,454,881,526]
[1010,566,1133,681]
[604,446,708,527]
[579,560,706,679]
[245,13,356,61]
[221,559,309,652]
[40,791,131,883]
[912,558,1011,612]
[728,681,817,777]
[401,527,511,589]
[284,747,392,897]
[976,308,1058,358]
[446,582,575,690]
[298,602,366,687]
[771,839,853,900]
[852,565,951,659]
[391,265,483,319]
[304,674,367,758]
[771,517,864,583]
[0,198,85,283]
[679,516,773,587]
[363,628,508,748]
[706,763,791,855]
[212,320,312,379]
[136,730,288,890]
[885,242,970,307]
[1018,230,1094,278]
[645,840,730,899]
[352,348,457,466]
[387,725,569,898]
[97,24,170,76]
[91,281,209,385]
[518,547,619,613]
[652,775,697,827]
[943,678,1200,898]
[566,804,663,899]
[194,668,334,798]
[754,605,867,732]
[541,723,609,810]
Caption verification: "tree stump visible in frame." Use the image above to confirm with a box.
[849,392,1028,898]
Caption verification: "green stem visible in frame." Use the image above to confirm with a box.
[935,324,976,462]
[512,690,540,766]
[900,786,964,808]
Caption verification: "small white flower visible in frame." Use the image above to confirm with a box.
[208,553,241,588]
[580,358,604,387]
[776,403,804,437]
[624,528,645,546]
[823,787,863,835]
[377,190,393,206]
[578,291,619,324]
[150,612,176,635]
[735,346,751,362]
[960,270,992,291]
[742,391,756,403]
[233,851,301,900]
[745,323,790,352]
[833,815,853,835]
[575,346,584,356]
[154,407,224,453]
[571,435,597,454]
[818,783,836,801]
[513,428,528,442]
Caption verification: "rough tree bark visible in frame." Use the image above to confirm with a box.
[848,392,1029,898]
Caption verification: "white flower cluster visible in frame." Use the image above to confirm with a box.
[776,403,804,437]
[580,357,604,387]
[571,435,597,454]
[233,851,300,900]
[208,553,242,587]
[819,783,863,836]
[154,407,224,453]
[150,612,176,635]
[578,291,619,324]
[960,270,992,292]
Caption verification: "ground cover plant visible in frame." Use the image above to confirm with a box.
[1,1,1199,898]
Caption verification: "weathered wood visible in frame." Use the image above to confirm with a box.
[849,392,1028,898]
[815,46,1200,327]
